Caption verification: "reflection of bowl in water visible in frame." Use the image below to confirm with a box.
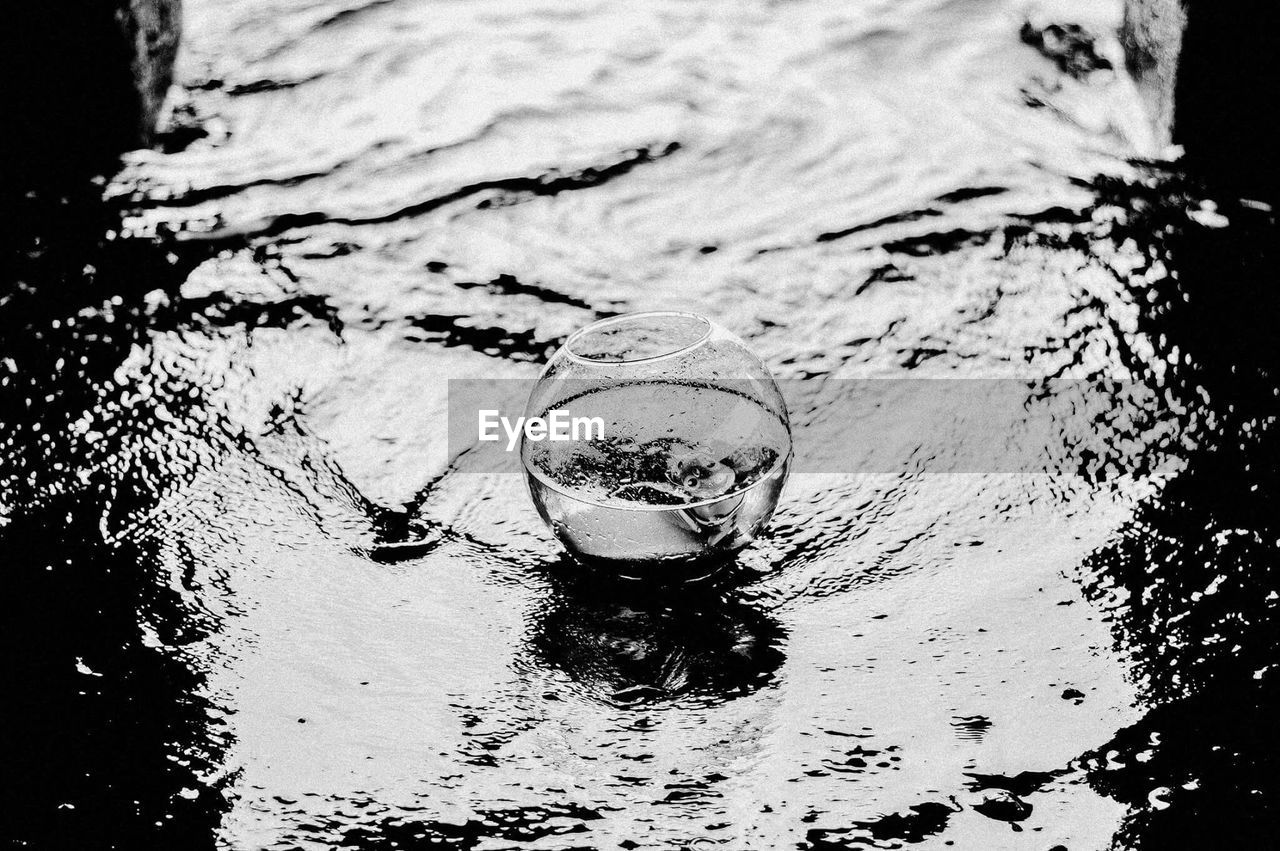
[524,559,786,706]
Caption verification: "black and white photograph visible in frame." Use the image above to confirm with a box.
[3,0,1278,848]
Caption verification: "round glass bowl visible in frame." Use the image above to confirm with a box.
[521,311,791,581]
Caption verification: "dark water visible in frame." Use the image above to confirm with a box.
[3,0,1279,848]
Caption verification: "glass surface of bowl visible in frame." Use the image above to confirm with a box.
[521,311,791,581]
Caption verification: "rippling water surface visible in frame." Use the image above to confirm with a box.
[4,0,1279,848]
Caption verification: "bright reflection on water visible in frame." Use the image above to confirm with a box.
[3,0,1279,848]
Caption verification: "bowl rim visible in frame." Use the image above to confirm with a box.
[563,310,714,366]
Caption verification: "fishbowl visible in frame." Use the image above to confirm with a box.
[521,311,791,581]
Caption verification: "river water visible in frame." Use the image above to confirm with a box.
[4,0,1279,848]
